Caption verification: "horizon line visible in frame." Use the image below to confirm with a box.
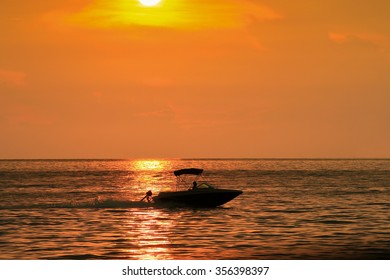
[1,157,390,161]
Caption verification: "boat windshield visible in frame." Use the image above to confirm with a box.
[196,182,215,189]
[173,168,210,191]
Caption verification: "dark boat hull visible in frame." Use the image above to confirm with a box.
[154,188,242,207]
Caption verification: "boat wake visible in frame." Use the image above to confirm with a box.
[1,196,232,210]
[1,197,155,210]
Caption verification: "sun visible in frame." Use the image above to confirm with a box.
[138,0,161,7]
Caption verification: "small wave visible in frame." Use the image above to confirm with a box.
[318,220,355,225]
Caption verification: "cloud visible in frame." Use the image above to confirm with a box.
[0,68,26,87]
[140,77,174,88]
[137,108,174,118]
[328,32,348,43]
[5,105,54,127]
[135,104,177,123]
[49,0,282,30]
[329,32,389,49]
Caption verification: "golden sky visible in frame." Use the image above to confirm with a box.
[1,0,390,158]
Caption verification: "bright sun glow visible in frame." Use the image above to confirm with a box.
[139,0,161,7]
[133,160,167,171]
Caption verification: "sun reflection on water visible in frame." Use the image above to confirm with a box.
[133,160,168,171]
[130,160,175,196]
[123,210,174,260]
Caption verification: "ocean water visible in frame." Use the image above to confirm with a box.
[0,159,389,260]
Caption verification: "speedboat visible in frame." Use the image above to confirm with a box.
[143,168,242,207]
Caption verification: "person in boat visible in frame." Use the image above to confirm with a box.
[141,190,153,203]
[192,181,198,190]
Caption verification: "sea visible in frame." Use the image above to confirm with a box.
[0,159,389,260]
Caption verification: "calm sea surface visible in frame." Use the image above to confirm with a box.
[0,159,389,259]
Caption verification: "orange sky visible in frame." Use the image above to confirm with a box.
[1,0,390,158]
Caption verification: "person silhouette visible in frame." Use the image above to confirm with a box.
[192,181,198,190]
[141,190,153,203]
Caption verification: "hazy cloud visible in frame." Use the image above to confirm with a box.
[140,77,174,88]
[329,32,389,50]
[0,68,26,87]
